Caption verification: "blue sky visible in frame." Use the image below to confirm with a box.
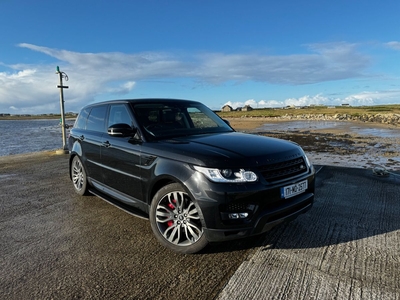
[1,0,400,114]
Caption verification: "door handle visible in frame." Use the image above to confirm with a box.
[102,141,111,148]
[79,135,84,141]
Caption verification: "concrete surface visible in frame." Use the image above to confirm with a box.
[0,152,252,300]
[0,152,399,299]
[218,166,400,300]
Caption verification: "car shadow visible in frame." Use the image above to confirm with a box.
[261,165,400,250]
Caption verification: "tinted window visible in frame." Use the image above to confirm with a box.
[74,108,90,129]
[133,102,232,139]
[86,105,107,132]
[108,104,132,128]
[187,107,218,128]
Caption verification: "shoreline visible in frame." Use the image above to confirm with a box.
[1,119,400,171]
[226,118,400,171]
[226,117,400,132]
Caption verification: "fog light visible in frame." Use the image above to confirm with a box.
[228,212,249,219]
[229,213,239,219]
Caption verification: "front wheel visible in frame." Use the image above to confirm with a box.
[70,156,89,196]
[149,183,208,254]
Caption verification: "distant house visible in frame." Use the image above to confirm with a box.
[242,105,253,111]
[222,105,233,112]
[342,104,351,107]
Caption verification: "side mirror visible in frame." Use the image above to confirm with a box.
[223,119,230,125]
[108,123,137,137]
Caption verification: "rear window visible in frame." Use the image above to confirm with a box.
[74,108,90,129]
[86,105,107,132]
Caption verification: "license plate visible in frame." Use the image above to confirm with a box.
[281,180,308,199]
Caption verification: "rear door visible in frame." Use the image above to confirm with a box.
[74,105,107,183]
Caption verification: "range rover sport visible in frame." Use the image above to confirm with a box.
[68,99,315,253]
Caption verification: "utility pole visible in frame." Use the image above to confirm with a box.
[56,66,69,154]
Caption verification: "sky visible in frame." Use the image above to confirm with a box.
[1,0,400,114]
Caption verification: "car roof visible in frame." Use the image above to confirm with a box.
[81,98,200,109]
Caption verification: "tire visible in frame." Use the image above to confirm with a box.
[149,183,208,254]
[70,156,89,196]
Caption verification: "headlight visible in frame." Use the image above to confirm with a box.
[304,154,311,167]
[194,166,258,183]
[298,147,312,168]
[303,152,312,168]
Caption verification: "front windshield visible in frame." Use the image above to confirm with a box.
[132,101,233,139]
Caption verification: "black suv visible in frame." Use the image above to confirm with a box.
[68,99,315,253]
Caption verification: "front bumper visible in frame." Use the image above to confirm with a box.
[203,191,314,242]
[189,173,315,243]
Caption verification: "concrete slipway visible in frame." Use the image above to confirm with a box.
[218,165,400,300]
[0,153,399,299]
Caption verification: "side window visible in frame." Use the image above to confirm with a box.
[108,104,132,128]
[86,105,107,132]
[74,108,90,129]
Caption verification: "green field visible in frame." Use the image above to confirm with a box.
[217,104,400,118]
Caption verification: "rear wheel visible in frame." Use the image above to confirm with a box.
[71,156,89,196]
[149,183,208,254]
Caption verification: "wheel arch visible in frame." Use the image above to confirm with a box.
[147,173,208,230]
[146,158,197,204]
[68,142,83,180]
[148,177,176,205]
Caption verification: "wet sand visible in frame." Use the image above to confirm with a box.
[227,118,400,171]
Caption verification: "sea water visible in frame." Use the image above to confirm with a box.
[257,120,400,138]
[1,119,400,157]
[0,119,74,157]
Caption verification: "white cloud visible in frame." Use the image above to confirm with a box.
[244,99,258,107]
[223,90,400,109]
[258,99,283,107]
[18,42,371,86]
[105,81,136,94]
[343,90,400,106]
[0,42,386,114]
[222,101,243,109]
[285,94,331,107]
[386,41,400,50]
[196,42,369,85]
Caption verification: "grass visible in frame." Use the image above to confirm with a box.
[217,105,400,118]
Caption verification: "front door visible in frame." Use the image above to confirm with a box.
[100,104,143,203]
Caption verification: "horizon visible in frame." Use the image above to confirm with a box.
[3,103,400,117]
[1,1,400,114]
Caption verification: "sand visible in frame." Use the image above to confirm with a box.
[227,118,400,171]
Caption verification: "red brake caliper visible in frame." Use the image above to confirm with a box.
[167,199,176,227]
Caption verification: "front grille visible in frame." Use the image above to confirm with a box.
[224,203,248,212]
[259,157,308,182]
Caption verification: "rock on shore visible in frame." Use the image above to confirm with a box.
[268,113,400,126]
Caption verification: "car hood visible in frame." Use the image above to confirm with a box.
[143,132,304,167]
